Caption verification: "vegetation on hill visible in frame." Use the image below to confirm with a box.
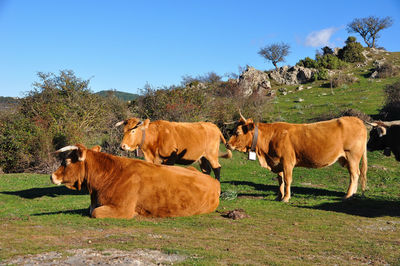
[0,44,399,173]
[95,90,139,101]
[0,70,132,173]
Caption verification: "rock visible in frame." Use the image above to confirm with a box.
[237,66,272,97]
[306,86,312,89]
[266,90,276,97]
[370,71,379,79]
[268,65,317,85]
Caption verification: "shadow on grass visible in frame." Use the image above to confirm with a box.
[1,186,87,199]
[299,198,400,218]
[222,180,344,198]
[31,208,89,217]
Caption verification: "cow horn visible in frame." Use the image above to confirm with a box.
[55,145,79,153]
[224,121,236,125]
[239,109,246,121]
[115,121,125,127]
[365,121,378,127]
[380,120,400,126]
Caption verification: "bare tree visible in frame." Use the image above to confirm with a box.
[347,16,393,48]
[258,42,290,70]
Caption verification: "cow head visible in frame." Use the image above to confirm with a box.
[367,122,387,152]
[227,112,255,152]
[116,118,150,151]
[51,144,97,190]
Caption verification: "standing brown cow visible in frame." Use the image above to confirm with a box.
[51,144,220,218]
[227,114,368,202]
[116,118,232,181]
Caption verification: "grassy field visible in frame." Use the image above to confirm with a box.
[1,149,399,265]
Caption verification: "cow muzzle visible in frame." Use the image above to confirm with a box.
[120,144,132,151]
[50,174,62,185]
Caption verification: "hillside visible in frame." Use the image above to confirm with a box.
[95,90,139,101]
[255,50,400,123]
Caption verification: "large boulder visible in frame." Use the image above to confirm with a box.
[237,66,271,97]
[268,66,317,85]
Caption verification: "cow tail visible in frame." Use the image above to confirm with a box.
[360,146,368,192]
[219,132,232,159]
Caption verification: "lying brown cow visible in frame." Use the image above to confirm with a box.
[51,144,220,218]
[116,118,232,181]
[227,114,368,202]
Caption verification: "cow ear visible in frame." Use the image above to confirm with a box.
[75,144,87,161]
[248,122,255,131]
[143,119,150,129]
[91,145,101,152]
[377,126,387,137]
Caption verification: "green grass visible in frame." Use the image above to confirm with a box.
[1,150,399,265]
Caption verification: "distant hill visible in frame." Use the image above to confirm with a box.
[0,96,19,112]
[95,90,139,101]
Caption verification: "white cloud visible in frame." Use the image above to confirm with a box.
[305,27,339,47]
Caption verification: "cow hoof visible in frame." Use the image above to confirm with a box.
[281,198,290,203]
[342,195,353,201]
[275,196,283,201]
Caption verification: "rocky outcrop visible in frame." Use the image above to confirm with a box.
[268,65,317,85]
[237,66,271,97]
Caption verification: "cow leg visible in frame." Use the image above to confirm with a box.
[206,157,222,181]
[282,165,293,203]
[275,172,285,201]
[200,157,212,175]
[344,157,360,200]
[91,205,137,219]
[212,167,221,182]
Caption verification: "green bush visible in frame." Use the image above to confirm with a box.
[313,68,329,80]
[315,54,346,70]
[338,36,366,63]
[0,70,130,173]
[296,57,317,68]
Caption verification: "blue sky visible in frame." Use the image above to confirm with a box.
[0,0,399,97]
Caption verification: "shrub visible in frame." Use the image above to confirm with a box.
[315,54,346,70]
[330,73,358,88]
[309,108,370,123]
[0,70,130,173]
[134,83,211,122]
[313,68,329,81]
[338,36,366,63]
[380,80,400,120]
[374,62,399,78]
[296,57,317,68]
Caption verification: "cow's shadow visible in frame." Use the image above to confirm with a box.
[222,180,344,198]
[1,186,87,199]
[31,208,89,217]
[299,198,400,218]
[223,180,399,217]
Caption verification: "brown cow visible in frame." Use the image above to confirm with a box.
[227,114,368,202]
[116,118,232,181]
[51,144,220,218]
